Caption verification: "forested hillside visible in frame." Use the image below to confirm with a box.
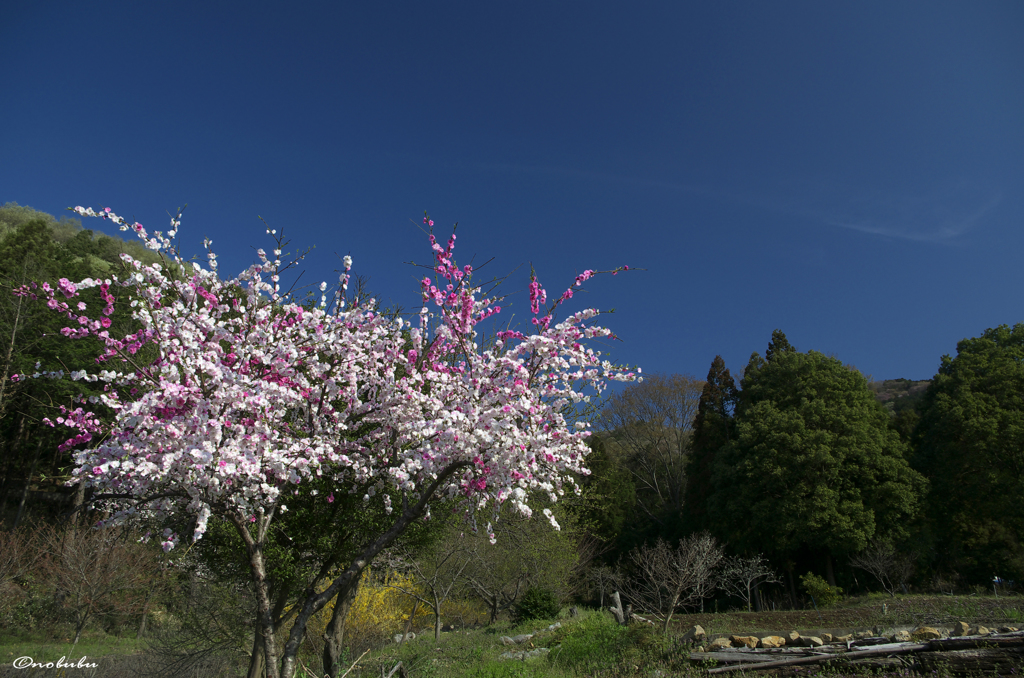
[0,202,162,526]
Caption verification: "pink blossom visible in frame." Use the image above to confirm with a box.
[32,205,639,563]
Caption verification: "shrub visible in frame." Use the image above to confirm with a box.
[800,572,843,608]
[549,612,628,670]
[513,586,560,622]
[306,569,431,653]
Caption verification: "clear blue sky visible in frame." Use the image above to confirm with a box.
[3,1,1022,382]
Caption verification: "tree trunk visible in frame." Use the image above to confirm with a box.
[279,463,472,678]
[13,440,42,530]
[824,552,836,587]
[137,587,154,638]
[247,630,266,678]
[433,592,442,641]
[610,591,629,625]
[231,513,281,678]
[322,571,362,678]
[0,293,24,422]
[71,479,87,523]
[785,563,798,609]
[398,600,419,648]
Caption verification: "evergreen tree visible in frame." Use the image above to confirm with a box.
[765,328,794,363]
[913,324,1024,583]
[681,355,736,534]
[709,332,925,586]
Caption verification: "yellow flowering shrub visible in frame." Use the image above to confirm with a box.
[304,569,487,652]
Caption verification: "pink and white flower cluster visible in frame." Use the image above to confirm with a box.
[32,206,638,549]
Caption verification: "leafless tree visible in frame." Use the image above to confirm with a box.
[461,506,583,624]
[621,531,724,633]
[600,373,703,526]
[39,523,161,646]
[0,525,40,585]
[718,554,780,612]
[0,525,41,621]
[851,540,915,598]
[387,530,473,642]
[586,564,623,610]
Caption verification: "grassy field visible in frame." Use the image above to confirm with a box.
[1,594,1021,677]
[333,595,1024,678]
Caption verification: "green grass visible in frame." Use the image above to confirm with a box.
[342,609,700,678]
[0,633,147,665]
[0,633,151,678]
[4,594,1022,677]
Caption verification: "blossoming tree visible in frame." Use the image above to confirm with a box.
[26,206,638,678]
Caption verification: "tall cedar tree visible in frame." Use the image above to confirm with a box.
[681,356,737,534]
[710,331,925,586]
[913,324,1024,583]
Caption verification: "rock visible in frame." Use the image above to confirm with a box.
[833,634,853,643]
[730,635,759,649]
[820,633,833,643]
[804,636,824,647]
[500,636,515,646]
[854,630,873,640]
[393,632,415,643]
[891,630,911,642]
[709,637,733,650]
[759,636,786,648]
[569,606,579,617]
[499,647,550,661]
[787,631,801,644]
[911,627,941,640]
[680,625,707,643]
[975,626,991,635]
[951,621,970,637]
[998,627,1019,633]
[547,622,561,631]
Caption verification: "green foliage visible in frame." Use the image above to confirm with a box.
[709,331,926,563]
[681,355,737,534]
[574,435,635,556]
[548,611,686,677]
[513,586,560,623]
[596,373,704,554]
[913,324,1024,583]
[800,572,843,608]
[548,612,629,671]
[0,203,168,526]
[463,502,583,624]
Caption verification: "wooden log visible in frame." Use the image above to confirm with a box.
[917,647,1024,675]
[691,651,803,664]
[705,643,930,674]
[928,636,1024,651]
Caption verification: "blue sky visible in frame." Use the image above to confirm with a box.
[2,1,1022,382]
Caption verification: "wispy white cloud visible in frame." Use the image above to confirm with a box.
[812,186,1001,243]
[455,159,1001,244]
